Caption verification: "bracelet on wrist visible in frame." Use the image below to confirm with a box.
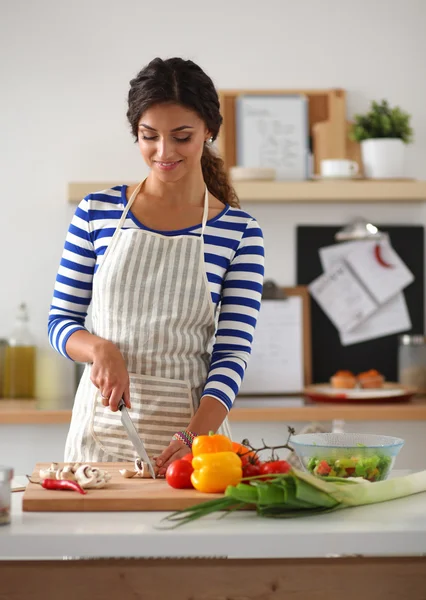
[172,430,197,448]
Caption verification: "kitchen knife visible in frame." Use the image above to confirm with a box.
[118,399,156,479]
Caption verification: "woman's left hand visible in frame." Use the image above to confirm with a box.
[155,441,191,476]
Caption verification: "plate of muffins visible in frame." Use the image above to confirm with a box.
[304,370,418,403]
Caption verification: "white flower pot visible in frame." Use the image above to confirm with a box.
[360,138,406,179]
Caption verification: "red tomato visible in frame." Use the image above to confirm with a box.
[316,460,332,476]
[231,442,259,465]
[181,453,193,463]
[242,462,262,478]
[240,453,259,467]
[259,460,291,480]
[166,460,194,489]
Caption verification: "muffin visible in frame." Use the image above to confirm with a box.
[330,370,357,389]
[357,369,385,389]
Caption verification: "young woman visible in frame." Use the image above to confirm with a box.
[48,57,265,476]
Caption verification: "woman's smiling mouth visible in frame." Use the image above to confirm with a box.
[154,160,183,171]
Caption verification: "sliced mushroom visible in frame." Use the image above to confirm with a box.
[119,469,138,478]
[90,477,108,489]
[55,466,76,481]
[134,458,154,479]
[40,462,111,489]
[75,465,110,489]
[75,465,98,488]
[39,462,59,480]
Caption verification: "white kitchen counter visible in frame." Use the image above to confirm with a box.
[2,471,426,561]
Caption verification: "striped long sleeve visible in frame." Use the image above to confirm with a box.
[48,197,95,357]
[201,219,264,410]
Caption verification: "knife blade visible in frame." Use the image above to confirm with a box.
[118,399,156,479]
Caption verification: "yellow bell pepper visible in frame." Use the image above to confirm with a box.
[192,432,232,456]
[191,452,242,493]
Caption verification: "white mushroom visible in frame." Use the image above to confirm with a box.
[55,465,76,481]
[119,469,137,478]
[134,458,154,479]
[89,467,108,489]
[74,465,110,489]
[90,476,108,489]
[75,465,98,488]
[39,462,59,480]
[39,462,111,489]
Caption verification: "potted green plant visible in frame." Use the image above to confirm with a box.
[349,100,413,179]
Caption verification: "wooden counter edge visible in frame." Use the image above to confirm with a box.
[1,401,426,424]
[2,557,426,600]
[228,403,426,421]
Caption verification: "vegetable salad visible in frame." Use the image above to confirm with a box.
[307,453,392,482]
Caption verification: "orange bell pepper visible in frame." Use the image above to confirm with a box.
[192,432,232,456]
[231,441,258,464]
[191,452,242,493]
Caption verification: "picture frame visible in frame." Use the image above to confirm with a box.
[217,88,347,175]
[238,285,312,397]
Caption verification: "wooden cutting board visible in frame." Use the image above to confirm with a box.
[23,463,223,512]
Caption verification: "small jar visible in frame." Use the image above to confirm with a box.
[0,466,13,526]
[398,335,426,393]
[0,339,7,399]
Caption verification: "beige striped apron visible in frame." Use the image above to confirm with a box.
[64,180,231,463]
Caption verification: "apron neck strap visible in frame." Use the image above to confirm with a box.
[116,179,145,233]
[201,186,209,234]
[124,180,144,215]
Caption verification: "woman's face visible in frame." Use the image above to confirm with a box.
[137,103,210,182]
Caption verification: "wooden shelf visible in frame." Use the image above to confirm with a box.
[0,400,71,424]
[2,398,426,424]
[233,179,426,202]
[68,180,426,205]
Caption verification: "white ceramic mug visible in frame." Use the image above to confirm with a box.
[320,159,359,178]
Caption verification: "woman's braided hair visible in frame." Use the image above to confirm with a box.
[126,57,239,208]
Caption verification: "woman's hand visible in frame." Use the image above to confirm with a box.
[90,340,131,411]
[156,441,191,476]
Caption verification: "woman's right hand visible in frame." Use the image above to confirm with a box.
[90,340,131,412]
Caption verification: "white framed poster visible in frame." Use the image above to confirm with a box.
[236,94,309,180]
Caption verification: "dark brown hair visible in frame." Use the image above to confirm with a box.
[126,57,240,208]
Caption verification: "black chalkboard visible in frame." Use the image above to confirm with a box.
[296,225,424,383]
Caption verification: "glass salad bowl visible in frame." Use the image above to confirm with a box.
[290,433,405,482]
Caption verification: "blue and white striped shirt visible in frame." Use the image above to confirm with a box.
[48,185,265,411]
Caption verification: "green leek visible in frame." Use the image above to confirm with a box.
[161,469,426,528]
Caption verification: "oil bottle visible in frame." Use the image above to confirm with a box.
[3,303,36,399]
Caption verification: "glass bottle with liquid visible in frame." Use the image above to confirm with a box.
[398,334,426,394]
[3,303,36,399]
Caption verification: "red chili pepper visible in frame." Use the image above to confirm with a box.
[374,243,394,268]
[26,476,87,495]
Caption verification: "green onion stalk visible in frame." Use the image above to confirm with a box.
[161,469,426,528]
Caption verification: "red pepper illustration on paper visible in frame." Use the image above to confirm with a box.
[374,243,395,268]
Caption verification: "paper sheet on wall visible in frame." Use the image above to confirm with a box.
[11,476,28,492]
[308,261,378,333]
[319,240,411,345]
[344,238,414,305]
[239,298,304,394]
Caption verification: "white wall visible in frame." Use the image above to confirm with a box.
[1,0,426,400]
